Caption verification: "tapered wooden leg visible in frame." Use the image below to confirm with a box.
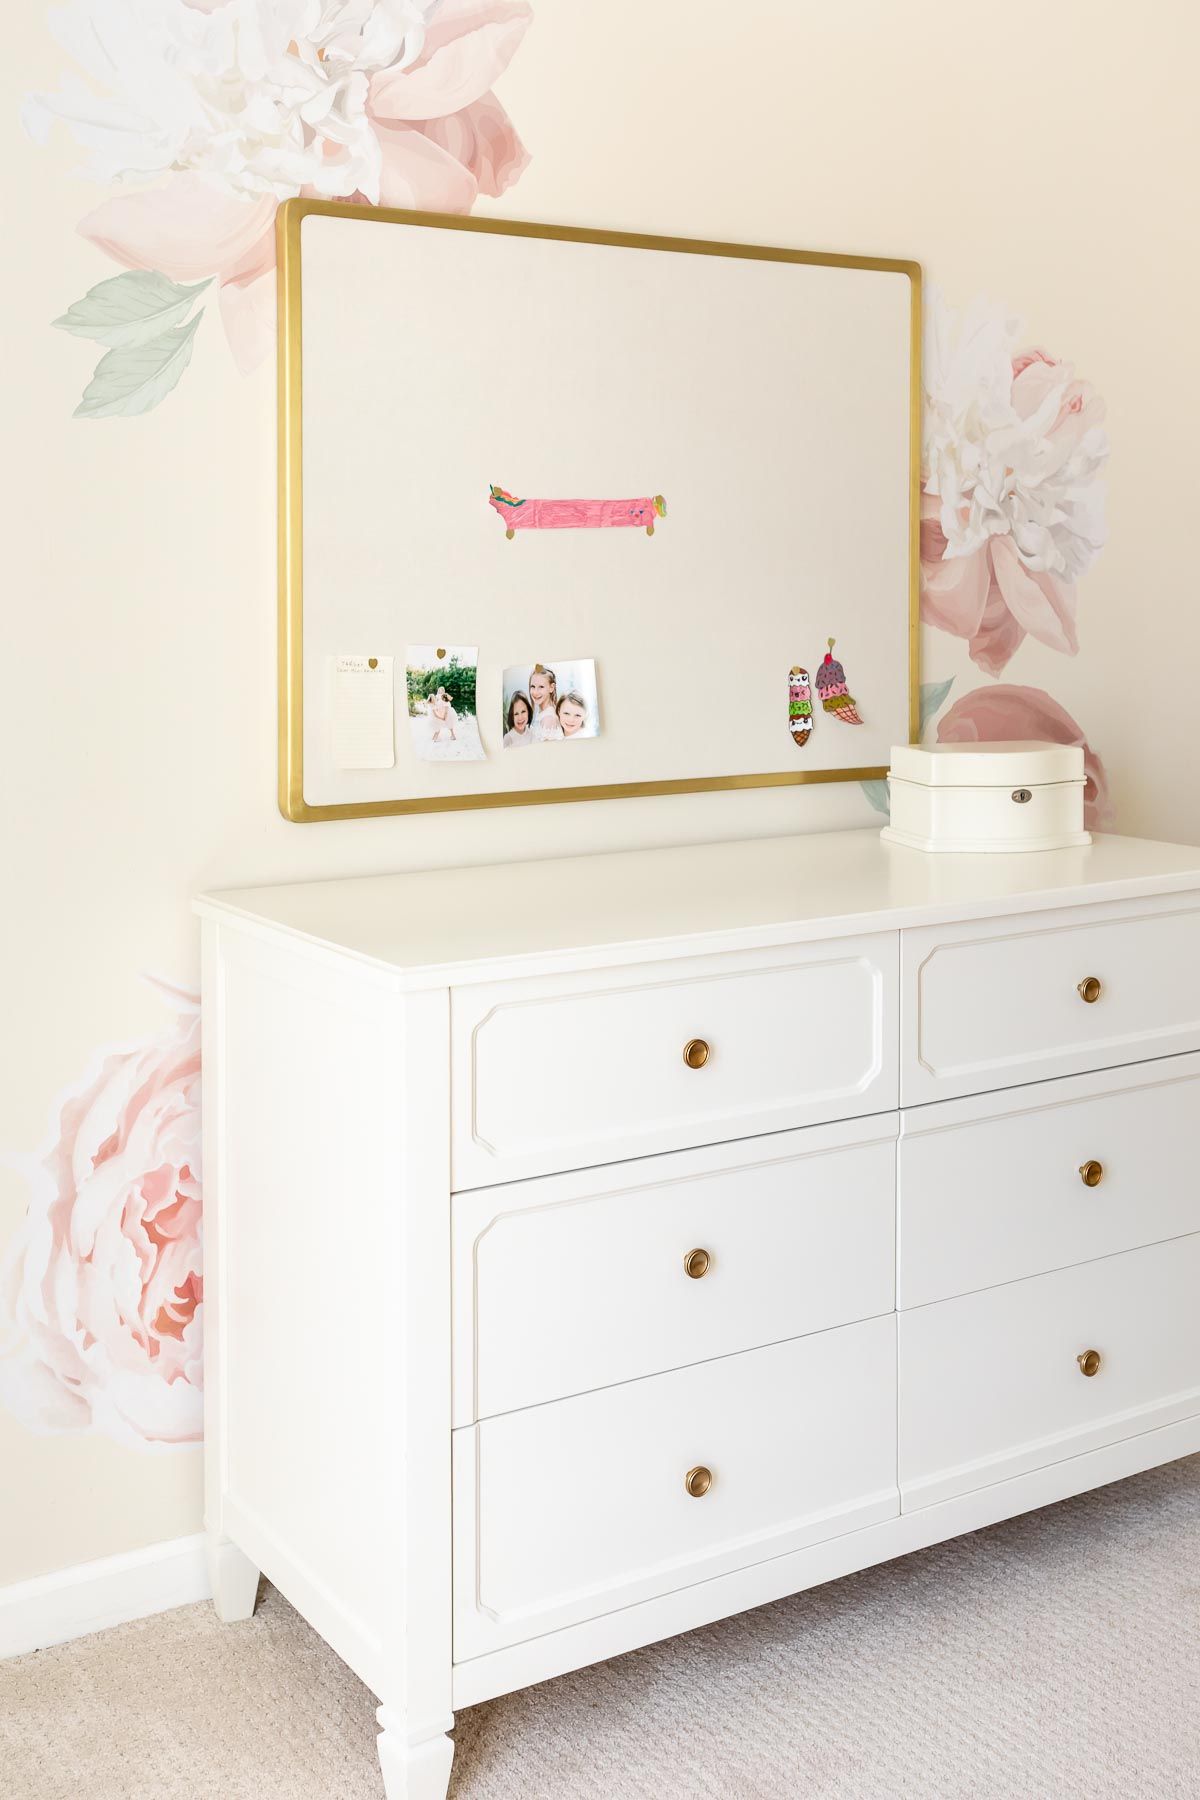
[376,1708,454,1800]
[505,527,514,539]
[207,1535,260,1623]
[646,520,655,535]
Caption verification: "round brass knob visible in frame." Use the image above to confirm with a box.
[1079,1160,1104,1188]
[1077,1349,1102,1377]
[1078,976,1102,1004]
[683,1248,711,1279]
[684,1465,713,1498]
[682,1038,710,1070]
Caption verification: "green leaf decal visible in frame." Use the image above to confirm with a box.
[919,677,954,734]
[54,271,211,349]
[74,312,204,420]
[860,779,890,818]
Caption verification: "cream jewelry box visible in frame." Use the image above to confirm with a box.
[881,741,1091,854]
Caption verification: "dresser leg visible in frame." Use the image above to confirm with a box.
[206,1535,260,1623]
[376,1708,454,1800]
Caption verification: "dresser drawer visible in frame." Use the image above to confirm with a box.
[901,893,1200,1105]
[899,1235,1200,1510]
[453,1315,897,1658]
[899,1055,1200,1307]
[452,1117,896,1424]
[450,936,898,1188]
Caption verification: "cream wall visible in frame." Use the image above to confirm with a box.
[2,1,1196,1586]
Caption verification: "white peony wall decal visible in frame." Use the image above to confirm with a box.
[920,287,1109,678]
[868,288,1113,825]
[0,981,204,1449]
[26,0,534,416]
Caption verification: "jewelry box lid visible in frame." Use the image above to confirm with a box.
[889,740,1086,789]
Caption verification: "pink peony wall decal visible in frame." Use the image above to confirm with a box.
[26,0,534,414]
[0,980,203,1449]
[937,684,1114,832]
[921,290,1109,678]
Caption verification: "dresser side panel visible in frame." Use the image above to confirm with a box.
[206,924,449,1707]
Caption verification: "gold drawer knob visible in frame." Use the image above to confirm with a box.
[683,1248,711,1279]
[1077,1349,1102,1377]
[1079,1160,1104,1188]
[682,1038,710,1070]
[685,1465,713,1498]
[1077,976,1102,1004]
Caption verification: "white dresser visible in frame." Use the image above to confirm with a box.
[196,829,1200,1798]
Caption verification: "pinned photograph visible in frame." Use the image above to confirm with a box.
[405,644,486,761]
[502,658,600,745]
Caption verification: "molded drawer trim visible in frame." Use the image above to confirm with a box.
[453,1316,898,1658]
[901,893,1200,1106]
[899,1234,1200,1511]
[898,1051,1200,1307]
[452,936,899,1189]
[453,1114,898,1424]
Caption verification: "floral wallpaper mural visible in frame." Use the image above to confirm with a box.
[867,287,1113,828]
[0,983,203,1449]
[8,12,1115,1463]
[26,0,534,415]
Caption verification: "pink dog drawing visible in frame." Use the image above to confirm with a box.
[489,485,666,538]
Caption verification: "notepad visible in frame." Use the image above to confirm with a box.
[331,656,395,770]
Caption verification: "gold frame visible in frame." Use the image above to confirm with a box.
[277,197,921,822]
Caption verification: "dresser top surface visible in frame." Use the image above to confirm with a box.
[195,829,1200,985]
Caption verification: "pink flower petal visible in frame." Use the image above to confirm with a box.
[219,266,276,374]
[369,0,532,122]
[1011,347,1057,379]
[1010,350,1062,419]
[967,575,1027,677]
[937,683,1113,830]
[78,175,277,284]
[414,90,529,198]
[373,118,478,211]
[989,533,1079,657]
[223,221,276,287]
[920,516,991,641]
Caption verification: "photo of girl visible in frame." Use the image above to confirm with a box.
[405,644,486,762]
[502,659,601,746]
[557,693,589,737]
[428,687,458,743]
[527,664,561,739]
[503,692,534,747]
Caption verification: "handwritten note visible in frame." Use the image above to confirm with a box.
[331,655,394,770]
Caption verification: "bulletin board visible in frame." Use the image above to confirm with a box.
[277,199,920,821]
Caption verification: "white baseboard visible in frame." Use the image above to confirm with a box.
[0,1533,211,1660]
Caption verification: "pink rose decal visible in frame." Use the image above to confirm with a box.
[921,293,1108,677]
[25,0,533,411]
[0,981,203,1449]
[937,684,1114,832]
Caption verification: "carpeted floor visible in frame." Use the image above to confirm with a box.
[4,1457,1199,1800]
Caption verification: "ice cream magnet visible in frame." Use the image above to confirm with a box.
[788,666,813,747]
[815,638,863,724]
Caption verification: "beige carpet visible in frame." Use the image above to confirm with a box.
[4,1457,1199,1800]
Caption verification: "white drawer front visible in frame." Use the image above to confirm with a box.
[899,1056,1200,1308]
[899,1235,1200,1510]
[453,1117,896,1424]
[451,936,898,1188]
[901,893,1200,1105]
[453,1316,898,1659]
